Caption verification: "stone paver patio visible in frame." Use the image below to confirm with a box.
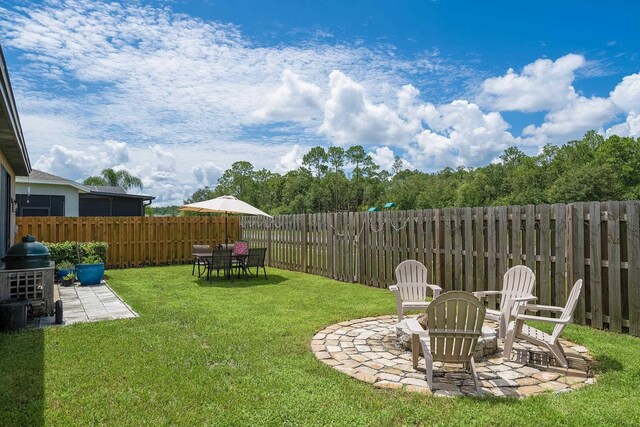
[312,315,596,398]
[32,282,138,328]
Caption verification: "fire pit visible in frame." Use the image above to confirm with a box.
[395,315,499,360]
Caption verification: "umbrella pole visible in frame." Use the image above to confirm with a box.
[225,213,229,245]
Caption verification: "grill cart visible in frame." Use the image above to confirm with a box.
[0,235,63,331]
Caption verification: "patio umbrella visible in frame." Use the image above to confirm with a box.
[179,195,272,244]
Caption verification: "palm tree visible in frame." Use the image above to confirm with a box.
[83,168,143,191]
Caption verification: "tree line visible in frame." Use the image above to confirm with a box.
[148,131,640,216]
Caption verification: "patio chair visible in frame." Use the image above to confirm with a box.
[207,249,233,282]
[414,291,486,392]
[472,265,536,338]
[231,241,250,276]
[244,248,267,278]
[503,279,583,368]
[389,260,442,321]
[192,244,211,277]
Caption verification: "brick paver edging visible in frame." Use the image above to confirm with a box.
[311,315,596,398]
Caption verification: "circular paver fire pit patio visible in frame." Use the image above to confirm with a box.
[395,318,499,360]
[311,315,596,398]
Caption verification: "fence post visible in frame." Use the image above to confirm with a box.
[626,201,640,337]
[266,217,272,266]
[554,203,567,307]
[567,203,586,325]
[607,201,622,332]
[330,213,335,279]
[463,207,473,293]
[301,214,308,273]
[589,202,603,329]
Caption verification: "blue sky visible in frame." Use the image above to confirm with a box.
[1,0,639,205]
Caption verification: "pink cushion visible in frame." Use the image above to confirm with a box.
[233,241,249,256]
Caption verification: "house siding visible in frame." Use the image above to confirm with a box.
[15,182,81,216]
[0,149,16,262]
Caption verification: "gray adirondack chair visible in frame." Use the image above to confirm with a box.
[416,291,486,392]
[503,280,583,368]
[473,265,536,338]
[389,260,442,321]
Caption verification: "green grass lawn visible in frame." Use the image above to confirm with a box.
[1,266,639,426]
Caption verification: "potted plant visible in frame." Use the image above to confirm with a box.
[75,253,105,286]
[62,271,75,287]
[56,260,75,281]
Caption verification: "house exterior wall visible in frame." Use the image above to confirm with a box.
[15,182,81,216]
[0,149,16,260]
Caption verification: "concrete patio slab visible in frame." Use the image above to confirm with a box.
[33,282,138,328]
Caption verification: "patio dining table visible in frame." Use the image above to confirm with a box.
[201,252,248,280]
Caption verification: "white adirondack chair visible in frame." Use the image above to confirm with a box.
[389,260,442,321]
[473,265,536,338]
[503,280,583,368]
[414,291,486,392]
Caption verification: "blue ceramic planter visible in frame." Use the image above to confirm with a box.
[76,263,104,285]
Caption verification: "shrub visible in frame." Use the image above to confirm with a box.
[56,260,75,270]
[45,241,76,266]
[80,254,103,264]
[82,242,108,263]
[44,241,108,265]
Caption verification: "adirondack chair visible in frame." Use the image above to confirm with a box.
[503,280,583,368]
[414,291,486,392]
[389,260,442,321]
[473,265,536,338]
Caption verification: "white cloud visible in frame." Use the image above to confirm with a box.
[191,162,223,186]
[3,2,640,205]
[479,54,636,142]
[275,144,305,173]
[610,73,640,114]
[34,140,134,183]
[149,145,176,171]
[606,113,640,138]
[254,70,323,122]
[35,145,102,179]
[319,70,419,145]
[523,96,618,138]
[369,147,398,172]
[394,83,524,169]
[479,54,585,112]
[104,140,129,164]
[0,0,459,204]
[0,0,440,144]
[411,100,520,168]
[125,145,178,191]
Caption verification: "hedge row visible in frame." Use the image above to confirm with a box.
[43,241,108,266]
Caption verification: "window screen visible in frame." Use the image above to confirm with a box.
[17,194,65,216]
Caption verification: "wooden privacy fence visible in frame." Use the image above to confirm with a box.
[16,216,240,268]
[242,201,640,336]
